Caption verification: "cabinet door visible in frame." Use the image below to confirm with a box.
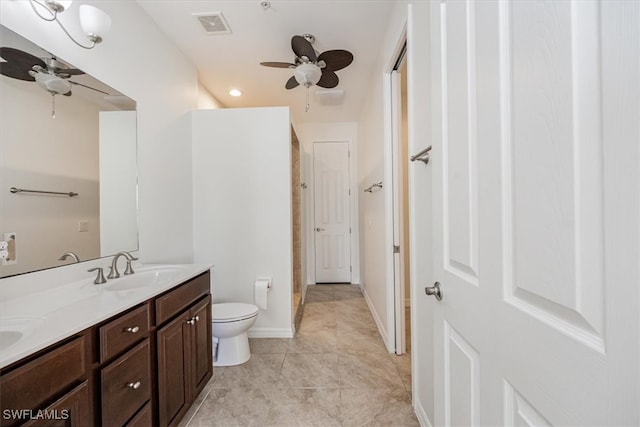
[157,312,191,427]
[22,381,90,427]
[189,296,212,397]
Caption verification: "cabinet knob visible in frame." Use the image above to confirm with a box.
[124,326,140,333]
[194,315,200,322]
[127,381,141,390]
[187,318,195,325]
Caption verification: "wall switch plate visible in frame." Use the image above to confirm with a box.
[78,220,89,232]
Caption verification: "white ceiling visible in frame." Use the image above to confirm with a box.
[137,0,397,124]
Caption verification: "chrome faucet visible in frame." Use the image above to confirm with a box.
[107,251,139,279]
[87,267,107,284]
[58,252,80,263]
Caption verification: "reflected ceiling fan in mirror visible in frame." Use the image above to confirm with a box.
[260,34,353,111]
[0,47,109,118]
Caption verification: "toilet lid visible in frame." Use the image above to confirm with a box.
[212,302,259,322]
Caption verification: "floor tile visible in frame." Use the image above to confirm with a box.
[250,338,290,354]
[277,353,340,388]
[188,388,272,427]
[213,353,285,389]
[340,388,419,427]
[265,388,341,426]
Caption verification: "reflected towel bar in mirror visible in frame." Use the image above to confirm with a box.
[364,181,383,193]
[10,187,79,197]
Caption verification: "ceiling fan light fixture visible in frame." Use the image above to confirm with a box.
[294,63,321,87]
[44,0,72,13]
[28,0,110,49]
[79,5,111,43]
[32,71,72,95]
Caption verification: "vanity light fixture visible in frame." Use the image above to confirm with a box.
[28,0,111,49]
[229,89,242,97]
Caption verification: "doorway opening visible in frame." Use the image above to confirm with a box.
[391,42,410,354]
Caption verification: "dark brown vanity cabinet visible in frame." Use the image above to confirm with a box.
[156,275,212,427]
[0,271,212,427]
[0,336,89,427]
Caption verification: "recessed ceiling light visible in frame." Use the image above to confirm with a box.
[229,89,242,97]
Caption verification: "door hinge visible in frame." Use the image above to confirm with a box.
[393,245,400,254]
[350,266,352,272]
[348,189,351,195]
[349,227,352,234]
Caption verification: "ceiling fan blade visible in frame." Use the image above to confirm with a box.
[285,76,299,90]
[0,47,45,81]
[317,69,339,88]
[69,80,110,95]
[318,50,354,71]
[291,35,317,62]
[260,61,296,69]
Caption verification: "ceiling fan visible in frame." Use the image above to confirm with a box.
[260,34,353,90]
[0,47,109,116]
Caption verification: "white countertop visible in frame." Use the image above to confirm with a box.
[0,263,212,369]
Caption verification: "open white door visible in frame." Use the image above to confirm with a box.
[429,1,639,425]
[313,142,352,283]
[391,68,406,354]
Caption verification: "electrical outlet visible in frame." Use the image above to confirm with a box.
[78,220,89,232]
[2,232,16,265]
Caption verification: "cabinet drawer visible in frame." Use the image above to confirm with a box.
[0,336,86,426]
[22,381,90,427]
[100,303,150,362]
[155,272,210,325]
[125,402,152,427]
[101,340,151,427]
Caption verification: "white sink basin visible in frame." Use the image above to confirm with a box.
[0,316,45,352]
[104,265,187,292]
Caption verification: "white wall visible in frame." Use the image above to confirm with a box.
[0,76,100,276]
[197,82,224,110]
[357,1,409,351]
[192,107,293,337]
[295,122,360,285]
[99,111,138,256]
[1,1,200,264]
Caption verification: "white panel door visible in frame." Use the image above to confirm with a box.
[430,1,639,426]
[313,142,351,283]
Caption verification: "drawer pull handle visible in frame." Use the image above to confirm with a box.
[124,326,140,333]
[127,381,141,390]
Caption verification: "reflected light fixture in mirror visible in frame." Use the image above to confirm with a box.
[28,0,111,49]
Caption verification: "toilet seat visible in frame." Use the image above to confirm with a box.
[212,303,259,323]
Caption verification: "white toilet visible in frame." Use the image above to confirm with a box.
[211,302,259,366]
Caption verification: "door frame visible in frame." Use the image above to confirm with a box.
[312,141,352,283]
[304,134,359,286]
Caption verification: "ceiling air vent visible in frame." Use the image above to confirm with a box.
[193,12,231,35]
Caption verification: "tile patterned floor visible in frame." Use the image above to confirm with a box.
[180,284,417,427]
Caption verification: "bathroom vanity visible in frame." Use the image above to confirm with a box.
[0,266,212,427]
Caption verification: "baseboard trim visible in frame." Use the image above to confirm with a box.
[413,398,433,427]
[361,286,390,351]
[248,327,294,338]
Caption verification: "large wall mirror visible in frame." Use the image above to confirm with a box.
[0,25,138,278]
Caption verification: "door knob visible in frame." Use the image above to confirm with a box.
[425,282,442,301]
[315,227,325,232]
